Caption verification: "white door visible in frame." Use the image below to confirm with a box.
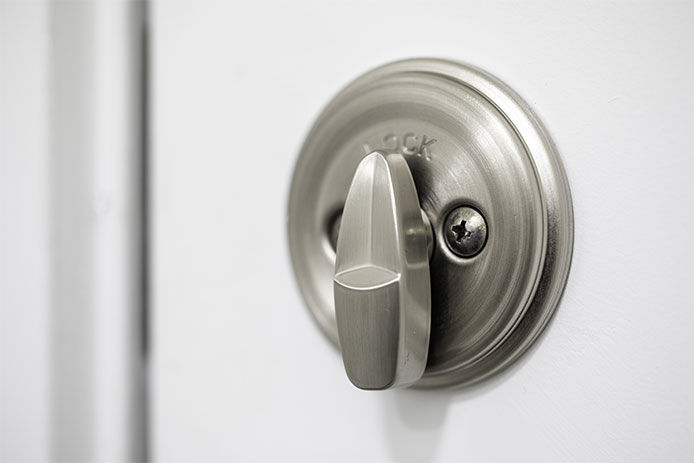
[152,2,694,461]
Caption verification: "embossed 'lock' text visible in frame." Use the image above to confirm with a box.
[364,133,437,161]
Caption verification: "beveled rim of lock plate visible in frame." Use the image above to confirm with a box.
[287,58,573,388]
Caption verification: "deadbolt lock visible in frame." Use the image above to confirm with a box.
[288,59,573,389]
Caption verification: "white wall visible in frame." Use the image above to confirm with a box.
[151,1,694,461]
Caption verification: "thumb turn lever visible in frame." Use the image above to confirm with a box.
[333,151,432,390]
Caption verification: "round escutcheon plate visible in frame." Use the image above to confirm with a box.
[287,58,573,388]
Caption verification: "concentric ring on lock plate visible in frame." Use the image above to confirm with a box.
[287,58,573,388]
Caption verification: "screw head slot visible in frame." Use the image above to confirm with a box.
[443,206,488,258]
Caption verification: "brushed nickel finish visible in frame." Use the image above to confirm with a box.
[287,58,573,388]
[334,152,431,389]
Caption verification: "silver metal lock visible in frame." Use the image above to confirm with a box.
[288,59,574,389]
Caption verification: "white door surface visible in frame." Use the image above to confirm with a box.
[152,1,693,461]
